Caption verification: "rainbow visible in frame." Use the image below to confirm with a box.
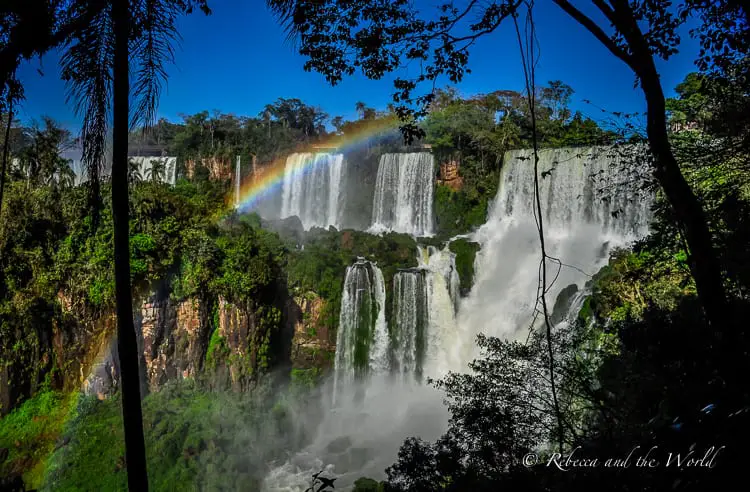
[232,117,403,213]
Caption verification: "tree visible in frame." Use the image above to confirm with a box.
[355,100,366,119]
[15,117,75,188]
[331,115,345,133]
[542,80,573,121]
[56,1,211,490]
[128,158,143,184]
[145,158,166,183]
[267,0,745,331]
[0,85,16,221]
[262,98,328,137]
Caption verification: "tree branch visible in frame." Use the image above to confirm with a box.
[552,0,634,69]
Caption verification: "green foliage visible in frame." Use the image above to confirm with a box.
[205,329,228,369]
[353,477,386,492]
[167,101,332,169]
[434,183,496,238]
[290,367,322,391]
[0,390,77,488]
[43,381,305,491]
[449,239,480,294]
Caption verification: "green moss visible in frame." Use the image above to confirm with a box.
[290,367,322,390]
[434,178,497,238]
[449,239,480,294]
[205,329,228,369]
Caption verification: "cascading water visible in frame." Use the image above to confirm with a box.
[390,246,460,382]
[416,246,460,378]
[454,146,653,368]
[264,259,448,492]
[370,153,434,236]
[391,269,427,382]
[263,145,653,491]
[333,259,388,403]
[129,156,178,185]
[281,152,344,229]
[235,155,241,207]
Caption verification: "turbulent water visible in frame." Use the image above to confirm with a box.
[370,153,435,236]
[281,153,345,230]
[263,145,653,491]
[454,146,652,366]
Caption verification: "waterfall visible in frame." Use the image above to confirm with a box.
[417,246,460,378]
[281,152,344,230]
[263,145,653,491]
[390,246,460,382]
[235,155,241,207]
[370,153,434,236]
[333,259,387,402]
[391,269,427,382]
[454,146,653,368]
[369,266,389,374]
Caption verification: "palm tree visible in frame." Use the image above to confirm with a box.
[128,158,143,185]
[145,158,165,183]
[57,160,77,189]
[60,1,211,490]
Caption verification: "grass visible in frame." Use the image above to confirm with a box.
[0,389,78,489]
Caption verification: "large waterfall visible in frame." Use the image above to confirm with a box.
[281,152,345,230]
[454,146,652,366]
[370,153,434,236]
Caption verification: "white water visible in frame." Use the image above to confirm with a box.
[333,259,388,404]
[391,269,426,382]
[264,145,653,491]
[370,153,434,236]
[369,265,389,374]
[416,246,460,378]
[281,153,345,230]
[454,146,652,368]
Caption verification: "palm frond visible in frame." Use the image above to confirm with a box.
[265,0,302,41]
[130,0,180,131]
[60,0,113,223]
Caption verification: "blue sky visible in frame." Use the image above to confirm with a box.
[15,1,701,132]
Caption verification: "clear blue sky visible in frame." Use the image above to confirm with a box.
[15,1,701,132]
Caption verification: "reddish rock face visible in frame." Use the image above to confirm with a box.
[184,156,233,180]
[341,231,354,250]
[137,294,211,392]
[5,282,315,412]
[439,160,463,191]
[290,292,335,370]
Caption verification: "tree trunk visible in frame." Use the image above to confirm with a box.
[555,0,728,330]
[0,94,12,221]
[638,62,728,328]
[112,0,149,490]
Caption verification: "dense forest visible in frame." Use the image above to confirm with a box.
[1,0,748,491]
